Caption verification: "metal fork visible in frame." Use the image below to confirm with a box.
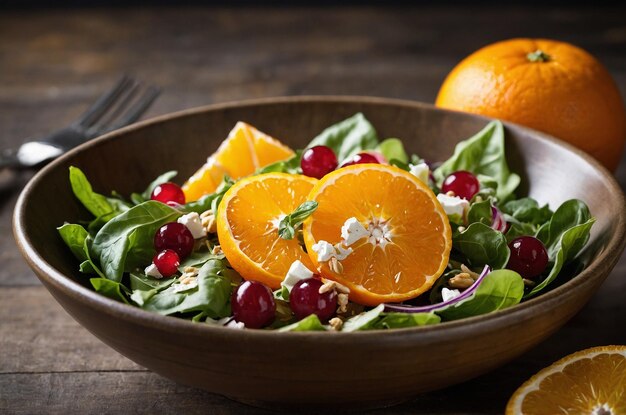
[0,75,160,170]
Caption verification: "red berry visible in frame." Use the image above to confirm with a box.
[151,182,185,205]
[153,249,180,277]
[301,146,338,179]
[290,278,338,322]
[231,281,276,328]
[154,222,194,259]
[341,152,380,167]
[506,236,549,279]
[441,170,480,200]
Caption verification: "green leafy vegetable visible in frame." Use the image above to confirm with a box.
[255,150,303,175]
[377,138,408,163]
[278,201,318,240]
[437,269,524,320]
[69,166,118,217]
[453,222,510,269]
[505,222,538,243]
[92,201,181,282]
[141,259,232,317]
[58,224,105,277]
[434,121,520,201]
[181,176,234,214]
[278,314,327,332]
[501,197,553,225]
[372,312,440,329]
[90,278,131,304]
[526,200,595,297]
[342,304,385,332]
[467,199,493,225]
[141,170,178,200]
[306,113,378,161]
[129,272,175,291]
[178,250,225,271]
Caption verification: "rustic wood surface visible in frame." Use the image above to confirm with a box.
[1,5,625,414]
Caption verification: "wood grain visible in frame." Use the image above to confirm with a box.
[1,4,625,414]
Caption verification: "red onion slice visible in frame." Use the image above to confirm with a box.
[383,265,491,313]
[491,206,509,233]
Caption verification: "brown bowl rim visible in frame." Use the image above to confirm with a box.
[13,95,626,342]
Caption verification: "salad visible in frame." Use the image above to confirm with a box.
[58,114,595,332]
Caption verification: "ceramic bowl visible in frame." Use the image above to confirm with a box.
[13,97,626,410]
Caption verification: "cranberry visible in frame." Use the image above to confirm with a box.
[441,170,480,200]
[341,152,380,167]
[154,222,194,259]
[290,278,338,322]
[506,236,549,279]
[231,281,276,328]
[153,249,180,277]
[151,182,185,205]
[301,146,338,179]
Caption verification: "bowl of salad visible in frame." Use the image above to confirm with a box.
[13,96,626,409]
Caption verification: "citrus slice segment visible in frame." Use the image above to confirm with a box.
[302,164,452,306]
[182,122,295,201]
[506,345,626,415]
[217,173,317,289]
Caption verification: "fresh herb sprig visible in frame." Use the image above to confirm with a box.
[278,201,318,240]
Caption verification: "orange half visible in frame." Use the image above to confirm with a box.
[303,164,452,306]
[183,122,294,201]
[506,345,626,415]
[217,173,317,289]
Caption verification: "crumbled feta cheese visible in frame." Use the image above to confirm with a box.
[409,162,430,184]
[341,217,369,246]
[334,244,353,260]
[225,319,245,329]
[145,263,163,279]
[442,287,461,302]
[312,240,352,262]
[312,240,336,262]
[177,212,206,239]
[436,193,470,220]
[282,260,314,292]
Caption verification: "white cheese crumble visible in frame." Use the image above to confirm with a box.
[409,162,430,184]
[177,212,206,239]
[436,193,470,220]
[282,260,314,292]
[172,278,198,293]
[442,287,461,302]
[341,217,369,246]
[225,319,245,329]
[145,263,163,279]
[311,240,352,262]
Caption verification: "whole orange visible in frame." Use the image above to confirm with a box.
[436,38,626,171]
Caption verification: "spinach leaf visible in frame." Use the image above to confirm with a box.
[467,199,493,225]
[501,197,553,225]
[453,222,510,269]
[377,138,408,163]
[58,223,89,262]
[278,314,326,332]
[141,259,232,317]
[69,166,117,217]
[141,170,178,200]
[181,176,234,214]
[92,201,181,282]
[256,150,302,175]
[526,200,595,298]
[434,121,520,201]
[178,250,225,271]
[278,201,318,240]
[129,272,175,291]
[437,269,524,320]
[306,113,378,161]
[505,222,538,243]
[372,312,440,329]
[90,278,131,304]
[342,304,385,332]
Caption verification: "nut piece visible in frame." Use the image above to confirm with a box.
[448,272,474,289]
[333,281,350,295]
[445,190,456,197]
[201,210,217,234]
[523,278,536,287]
[211,245,223,255]
[337,293,349,314]
[319,281,337,295]
[328,257,343,274]
[328,317,343,331]
[460,264,480,281]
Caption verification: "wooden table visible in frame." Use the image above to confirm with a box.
[1,5,625,414]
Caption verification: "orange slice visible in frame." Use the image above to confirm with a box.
[182,122,294,201]
[216,172,317,289]
[506,345,626,415]
[302,164,452,306]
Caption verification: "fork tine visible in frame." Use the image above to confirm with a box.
[99,86,161,134]
[88,81,141,132]
[75,75,134,128]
